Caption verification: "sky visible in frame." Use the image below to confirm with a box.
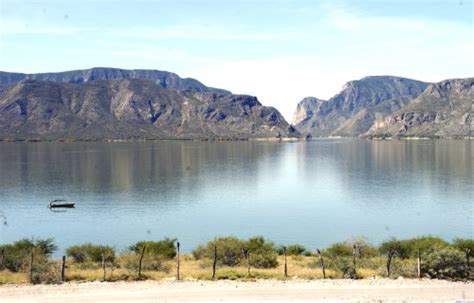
[0,0,473,120]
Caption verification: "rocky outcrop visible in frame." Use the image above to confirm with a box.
[291,97,326,125]
[0,67,229,94]
[0,79,296,140]
[366,78,474,138]
[292,76,430,136]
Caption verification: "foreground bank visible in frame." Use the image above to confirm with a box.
[1,279,472,303]
[1,236,472,284]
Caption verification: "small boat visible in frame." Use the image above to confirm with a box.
[48,199,75,208]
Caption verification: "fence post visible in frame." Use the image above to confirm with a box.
[176,241,180,281]
[212,245,217,280]
[283,246,288,278]
[465,248,471,269]
[417,248,421,278]
[316,249,326,279]
[61,256,66,283]
[246,251,251,277]
[352,244,357,277]
[102,252,106,281]
[138,245,146,279]
[386,250,393,278]
[0,248,4,268]
[29,250,34,283]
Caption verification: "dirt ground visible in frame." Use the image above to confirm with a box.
[0,278,472,303]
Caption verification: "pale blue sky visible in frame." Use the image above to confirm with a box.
[1,0,473,119]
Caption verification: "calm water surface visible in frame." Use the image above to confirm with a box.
[0,140,472,254]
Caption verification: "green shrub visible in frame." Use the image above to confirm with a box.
[276,244,307,256]
[422,247,469,280]
[192,236,245,267]
[192,236,278,268]
[452,238,474,267]
[325,242,353,257]
[245,237,278,268]
[66,243,115,263]
[325,237,377,258]
[329,257,359,279]
[0,238,56,272]
[121,253,171,272]
[29,254,60,284]
[402,236,449,258]
[129,238,177,260]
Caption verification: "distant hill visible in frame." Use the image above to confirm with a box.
[292,76,431,137]
[366,78,474,138]
[0,67,230,95]
[0,79,296,140]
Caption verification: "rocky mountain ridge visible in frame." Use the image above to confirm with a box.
[293,76,431,137]
[0,79,295,140]
[366,78,473,138]
[0,67,229,94]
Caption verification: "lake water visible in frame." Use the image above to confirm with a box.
[0,139,472,255]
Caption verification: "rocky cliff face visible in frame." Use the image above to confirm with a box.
[291,97,326,125]
[0,79,296,140]
[0,67,229,94]
[366,78,474,138]
[293,76,430,136]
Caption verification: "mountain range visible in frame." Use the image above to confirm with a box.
[0,68,294,140]
[0,67,471,140]
[292,76,473,139]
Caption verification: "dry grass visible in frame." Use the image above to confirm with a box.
[0,255,413,284]
[0,270,28,284]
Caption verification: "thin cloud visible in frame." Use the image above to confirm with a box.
[0,19,83,35]
[104,25,308,41]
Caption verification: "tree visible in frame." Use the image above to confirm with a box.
[452,238,474,268]
[379,238,407,277]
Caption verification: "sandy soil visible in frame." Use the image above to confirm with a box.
[0,279,472,303]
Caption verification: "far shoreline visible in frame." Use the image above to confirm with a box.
[0,136,472,143]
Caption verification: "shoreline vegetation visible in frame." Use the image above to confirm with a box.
[0,136,472,143]
[0,236,472,285]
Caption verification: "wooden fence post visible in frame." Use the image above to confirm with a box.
[352,244,357,277]
[465,248,471,269]
[61,256,66,283]
[283,246,288,278]
[0,248,4,268]
[242,248,250,277]
[176,241,180,281]
[29,250,34,283]
[386,250,394,278]
[101,252,106,281]
[417,248,421,278]
[316,249,326,279]
[246,251,251,277]
[138,245,146,278]
[212,245,217,280]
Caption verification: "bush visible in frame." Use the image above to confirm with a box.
[276,244,307,256]
[402,236,449,258]
[129,238,177,260]
[0,238,56,272]
[192,236,278,268]
[29,254,60,284]
[379,238,408,257]
[325,237,377,258]
[325,242,353,257]
[422,247,469,280]
[328,257,359,279]
[66,243,115,263]
[452,238,474,267]
[245,237,278,268]
[121,253,171,273]
[193,236,245,267]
